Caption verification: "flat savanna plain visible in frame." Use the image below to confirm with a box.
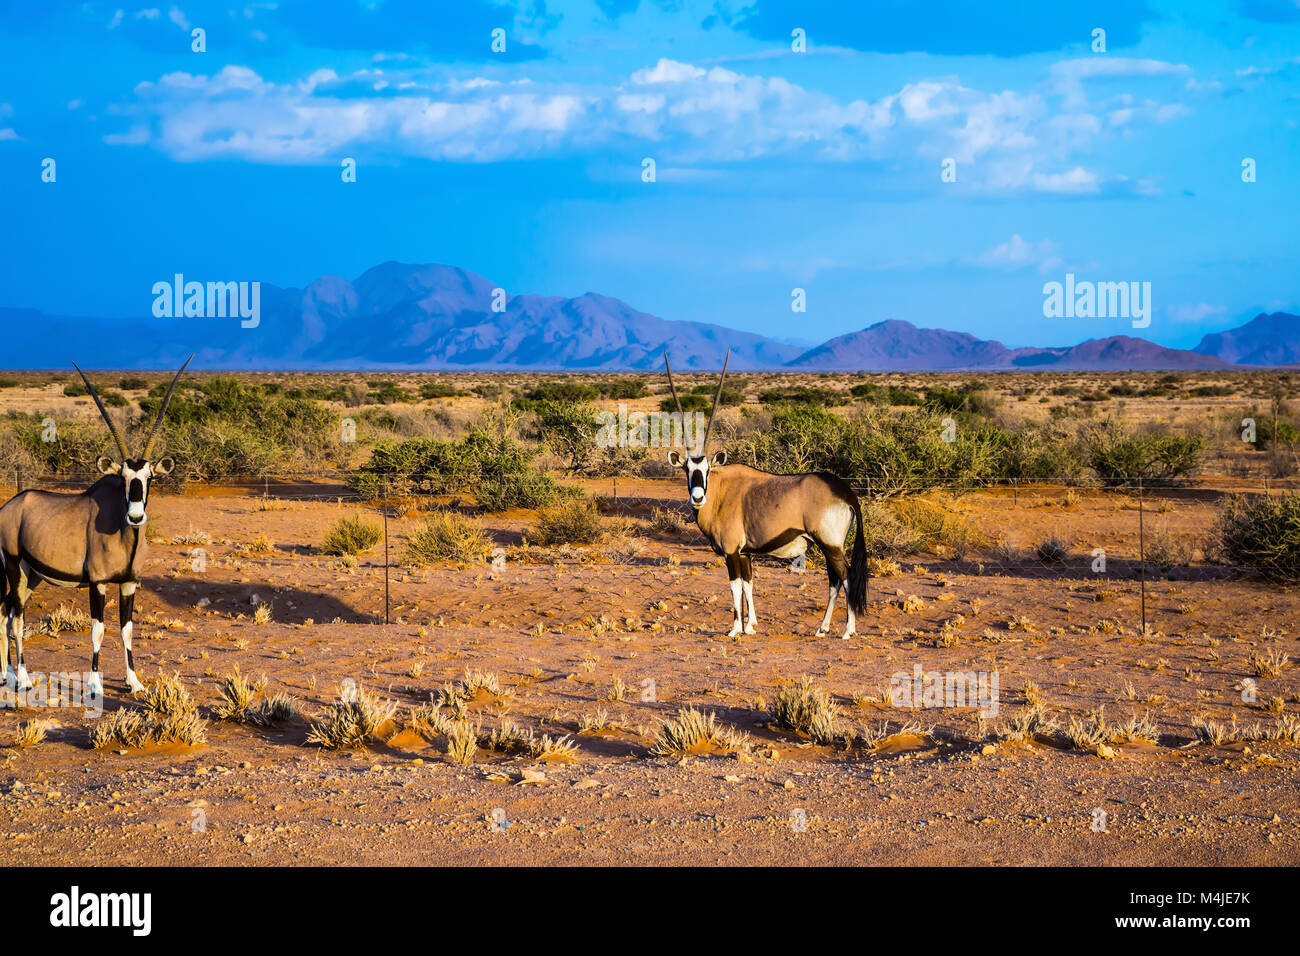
[0,370,1297,865]
[1,483,1298,865]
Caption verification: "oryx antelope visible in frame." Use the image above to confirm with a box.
[664,352,868,639]
[0,357,192,696]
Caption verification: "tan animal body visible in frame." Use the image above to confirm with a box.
[665,353,868,638]
[0,358,191,697]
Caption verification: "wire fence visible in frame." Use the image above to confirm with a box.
[4,466,1291,636]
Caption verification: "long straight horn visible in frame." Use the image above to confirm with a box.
[701,349,730,452]
[142,354,194,459]
[663,350,685,419]
[71,362,130,462]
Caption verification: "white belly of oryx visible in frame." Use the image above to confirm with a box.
[765,536,810,559]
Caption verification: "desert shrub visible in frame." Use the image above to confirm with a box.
[659,392,711,413]
[535,399,600,473]
[757,386,847,407]
[649,506,690,535]
[139,375,335,479]
[1084,420,1204,486]
[367,380,414,404]
[736,405,1008,496]
[350,430,574,511]
[532,498,605,546]
[418,382,461,400]
[1217,493,1300,582]
[402,511,492,565]
[2,413,115,476]
[322,514,383,555]
[598,378,650,400]
[925,384,999,417]
[518,381,599,408]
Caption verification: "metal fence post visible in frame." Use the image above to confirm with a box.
[382,474,390,627]
[1138,476,1147,636]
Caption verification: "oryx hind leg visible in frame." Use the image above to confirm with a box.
[120,582,145,693]
[815,542,855,639]
[740,554,756,635]
[87,584,107,699]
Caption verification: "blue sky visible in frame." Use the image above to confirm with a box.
[1,0,1297,350]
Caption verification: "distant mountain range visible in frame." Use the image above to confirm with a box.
[1,262,1295,372]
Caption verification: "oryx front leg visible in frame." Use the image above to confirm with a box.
[740,555,756,634]
[88,584,107,699]
[8,562,33,691]
[119,582,145,693]
[725,554,744,638]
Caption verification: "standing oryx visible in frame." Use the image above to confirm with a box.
[0,357,192,696]
[664,352,868,639]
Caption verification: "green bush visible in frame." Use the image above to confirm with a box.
[598,378,650,400]
[757,387,847,407]
[535,399,600,473]
[139,376,335,479]
[419,382,461,400]
[659,392,712,413]
[350,430,575,511]
[925,384,998,416]
[735,405,1010,496]
[1085,421,1204,486]
[1217,494,1300,582]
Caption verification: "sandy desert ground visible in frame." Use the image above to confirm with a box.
[1,477,1297,866]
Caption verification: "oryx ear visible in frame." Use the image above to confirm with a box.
[711,449,728,466]
[96,457,121,475]
[153,456,175,477]
[667,450,684,468]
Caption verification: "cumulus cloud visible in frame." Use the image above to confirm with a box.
[102,55,1193,193]
[970,234,1063,272]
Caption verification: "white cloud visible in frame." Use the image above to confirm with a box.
[971,234,1062,273]
[102,56,1193,191]
[135,8,161,20]
[1032,166,1099,194]
[1051,57,1191,108]
[167,6,190,30]
[0,128,19,141]
[1169,303,1226,322]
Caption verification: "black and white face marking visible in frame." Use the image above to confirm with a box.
[670,449,726,510]
[120,459,152,526]
[98,456,174,527]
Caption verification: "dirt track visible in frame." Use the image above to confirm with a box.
[2,485,1298,865]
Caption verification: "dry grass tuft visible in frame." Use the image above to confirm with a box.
[12,719,50,747]
[650,707,749,756]
[403,511,492,565]
[323,514,383,555]
[771,676,841,745]
[306,685,398,749]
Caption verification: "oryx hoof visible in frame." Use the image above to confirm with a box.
[86,672,104,699]
[727,625,743,638]
[840,629,856,640]
[814,627,830,637]
[126,674,146,694]
[14,668,33,692]
[744,623,756,635]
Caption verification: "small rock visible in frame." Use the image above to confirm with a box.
[981,744,996,755]
[1097,744,1116,760]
